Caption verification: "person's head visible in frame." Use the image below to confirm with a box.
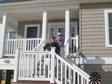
[50,37,56,43]
[57,32,62,40]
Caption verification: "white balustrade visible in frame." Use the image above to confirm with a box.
[69,36,78,56]
[54,53,89,84]
[17,51,52,81]
[14,47,89,84]
[64,36,78,57]
[4,38,42,56]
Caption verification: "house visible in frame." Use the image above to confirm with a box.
[0,0,112,84]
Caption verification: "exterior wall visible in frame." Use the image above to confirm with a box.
[17,19,78,38]
[80,3,112,84]
[81,64,112,84]
[80,3,112,58]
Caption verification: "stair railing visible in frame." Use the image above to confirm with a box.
[14,47,89,84]
[54,51,89,84]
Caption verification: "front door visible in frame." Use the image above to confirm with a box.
[57,26,65,41]
[49,24,65,41]
[25,24,40,38]
[48,23,77,40]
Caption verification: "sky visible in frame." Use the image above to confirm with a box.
[0,0,3,2]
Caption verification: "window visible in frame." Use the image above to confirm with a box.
[50,28,55,37]
[71,27,76,37]
[9,32,16,39]
[105,10,112,47]
[24,24,40,38]
[6,31,16,39]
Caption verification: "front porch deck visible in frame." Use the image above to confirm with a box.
[3,36,78,58]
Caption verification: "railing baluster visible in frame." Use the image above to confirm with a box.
[65,65,67,84]
[48,54,50,78]
[35,54,38,78]
[39,54,42,77]
[21,54,24,78]
[61,62,63,83]
[57,59,59,81]
[23,54,25,78]
[78,74,79,84]
[73,71,75,84]
[43,54,46,77]
[69,68,71,84]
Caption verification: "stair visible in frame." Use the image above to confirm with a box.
[13,48,90,84]
[13,81,51,84]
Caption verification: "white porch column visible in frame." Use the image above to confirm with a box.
[65,9,70,56]
[42,11,48,40]
[0,15,7,58]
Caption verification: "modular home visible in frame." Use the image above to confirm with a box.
[0,0,112,84]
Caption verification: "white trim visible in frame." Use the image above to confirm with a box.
[0,15,7,58]
[80,57,112,64]
[42,11,47,40]
[105,10,112,47]
[0,3,79,14]
[0,58,15,70]
[24,24,40,38]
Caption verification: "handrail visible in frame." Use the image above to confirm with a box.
[5,38,42,41]
[55,53,89,78]
[54,53,89,84]
[34,39,47,51]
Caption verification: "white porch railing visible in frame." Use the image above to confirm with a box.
[4,38,42,56]
[64,36,78,57]
[14,48,89,84]
[69,36,78,56]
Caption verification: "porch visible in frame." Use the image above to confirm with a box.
[0,6,79,58]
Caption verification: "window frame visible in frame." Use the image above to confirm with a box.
[24,24,40,38]
[6,31,16,39]
[105,10,112,47]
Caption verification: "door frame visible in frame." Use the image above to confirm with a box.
[48,22,77,40]
[24,24,40,38]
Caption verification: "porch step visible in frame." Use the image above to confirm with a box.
[12,81,52,84]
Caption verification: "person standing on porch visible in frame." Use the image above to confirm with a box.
[43,37,60,55]
[56,32,64,47]
[56,33,64,57]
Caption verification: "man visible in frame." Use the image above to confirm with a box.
[43,37,60,55]
[56,32,64,47]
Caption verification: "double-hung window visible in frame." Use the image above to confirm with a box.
[105,10,112,47]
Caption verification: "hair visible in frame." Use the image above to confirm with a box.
[50,36,55,39]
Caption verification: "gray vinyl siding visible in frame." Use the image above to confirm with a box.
[80,3,112,57]
[81,64,112,84]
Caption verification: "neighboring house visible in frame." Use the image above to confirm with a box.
[0,0,112,84]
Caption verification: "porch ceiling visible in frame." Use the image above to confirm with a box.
[8,9,79,21]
